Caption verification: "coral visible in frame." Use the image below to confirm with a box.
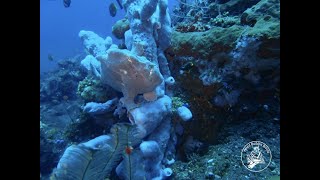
[123,0,158,62]
[79,30,113,57]
[128,95,172,138]
[123,0,172,60]
[162,168,173,177]
[62,112,112,143]
[241,0,280,26]
[53,0,177,179]
[170,25,243,60]
[195,53,231,85]
[165,76,175,85]
[241,0,280,60]
[169,32,279,143]
[208,0,261,17]
[40,130,61,176]
[213,89,241,107]
[80,55,101,77]
[40,57,87,102]
[171,0,260,31]
[43,0,281,179]
[77,77,115,103]
[177,106,193,121]
[157,0,172,50]
[52,123,142,180]
[170,0,280,61]
[171,96,187,112]
[116,139,173,180]
[115,118,174,180]
[40,119,68,176]
[146,117,173,154]
[171,0,212,26]
[175,21,211,32]
[170,69,224,144]
[115,149,145,180]
[158,51,172,79]
[83,98,118,115]
[242,0,280,39]
[124,29,133,50]
[139,141,163,178]
[189,35,279,88]
[210,12,239,28]
[112,18,130,39]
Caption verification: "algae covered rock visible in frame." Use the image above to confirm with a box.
[170,25,244,60]
[241,0,280,58]
[241,0,280,24]
[170,0,279,60]
[242,0,280,39]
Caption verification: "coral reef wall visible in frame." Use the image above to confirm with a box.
[51,0,188,179]
[46,0,280,179]
[166,0,280,150]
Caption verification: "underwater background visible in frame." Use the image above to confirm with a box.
[40,0,280,179]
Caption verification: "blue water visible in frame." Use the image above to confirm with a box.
[40,0,178,73]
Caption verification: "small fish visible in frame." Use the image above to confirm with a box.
[63,0,71,8]
[116,0,123,9]
[48,54,54,61]
[109,3,117,17]
[181,61,194,71]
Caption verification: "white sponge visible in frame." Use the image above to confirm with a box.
[177,106,193,121]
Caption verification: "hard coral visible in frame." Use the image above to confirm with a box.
[175,22,210,32]
[77,77,115,103]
